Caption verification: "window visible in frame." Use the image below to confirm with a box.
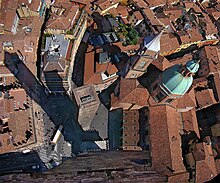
[80,95,92,103]
[131,73,137,78]
[139,61,146,68]
[165,98,174,103]
[156,92,165,101]
[153,83,158,90]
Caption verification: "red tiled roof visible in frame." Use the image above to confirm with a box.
[0,133,14,154]
[133,0,149,9]
[121,79,150,103]
[176,89,197,110]
[195,89,217,109]
[181,109,200,138]
[149,105,186,175]
[0,97,14,118]
[168,172,189,183]
[46,5,79,31]
[203,14,218,35]
[215,159,220,174]
[204,46,220,74]
[164,8,182,21]
[94,0,118,11]
[133,11,144,20]
[195,142,218,183]
[111,78,150,108]
[151,55,172,71]
[120,87,149,107]
[178,28,203,44]
[84,48,118,85]
[143,9,162,26]
[184,2,202,12]
[9,89,27,110]
[193,77,208,87]
[160,33,180,53]
[84,49,95,84]
[213,72,220,102]
[211,11,220,21]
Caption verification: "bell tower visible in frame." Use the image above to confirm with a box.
[124,32,163,78]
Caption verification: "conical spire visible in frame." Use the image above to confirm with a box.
[144,32,163,52]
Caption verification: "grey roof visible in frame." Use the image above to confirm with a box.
[103,32,119,43]
[45,34,70,59]
[99,52,110,64]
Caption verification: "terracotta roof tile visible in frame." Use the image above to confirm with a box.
[0,133,14,154]
[119,78,137,100]
[176,89,197,110]
[204,46,220,74]
[160,33,180,53]
[46,5,79,31]
[133,0,149,9]
[111,78,150,109]
[195,89,217,109]
[133,11,144,20]
[193,77,208,87]
[0,97,14,118]
[215,159,220,174]
[149,105,186,175]
[168,172,189,183]
[184,2,202,12]
[203,14,218,35]
[181,109,200,138]
[84,47,118,85]
[120,87,149,107]
[94,0,118,11]
[195,142,218,183]
[143,9,162,26]
[164,8,183,21]
[213,72,220,101]
[9,89,27,110]
[84,50,95,83]
[211,11,220,21]
[169,53,193,66]
[151,55,172,71]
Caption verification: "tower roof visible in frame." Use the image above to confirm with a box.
[186,60,200,73]
[144,32,163,52]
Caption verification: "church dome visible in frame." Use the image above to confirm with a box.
[161,60,199,96]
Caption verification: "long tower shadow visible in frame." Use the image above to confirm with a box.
[4,51,91,154]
